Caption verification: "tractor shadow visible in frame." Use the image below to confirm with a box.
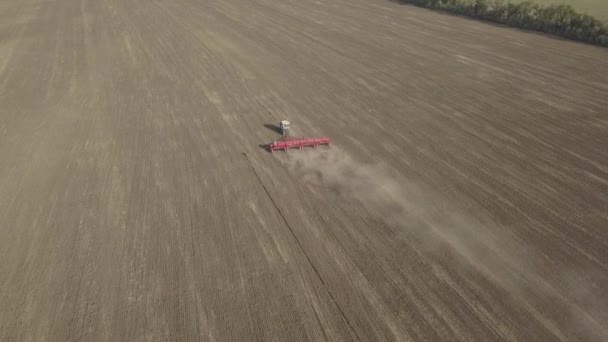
[261,124,280,153]
[264,124,283,135]
[258,143,271,152]
[261,123,287,153]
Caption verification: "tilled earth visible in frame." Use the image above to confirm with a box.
[1,0,607,340]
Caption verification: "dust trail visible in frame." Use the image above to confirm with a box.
[281,147,608,340]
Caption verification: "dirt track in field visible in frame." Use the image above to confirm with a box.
[1,0,607,340]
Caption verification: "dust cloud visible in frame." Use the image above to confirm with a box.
[281,147,608,340]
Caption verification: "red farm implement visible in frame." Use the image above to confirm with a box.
[268,136,330,152]
[266,120,330,152]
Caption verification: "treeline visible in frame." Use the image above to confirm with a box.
[398,0,608,46]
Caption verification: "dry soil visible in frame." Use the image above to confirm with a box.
[1,0,607,341]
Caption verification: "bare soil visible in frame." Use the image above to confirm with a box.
[1,0,607,340]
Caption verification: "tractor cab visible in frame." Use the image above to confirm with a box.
[280,120,290,137]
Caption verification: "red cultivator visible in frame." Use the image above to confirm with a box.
[266,120,330,152]
[268,136,330,152]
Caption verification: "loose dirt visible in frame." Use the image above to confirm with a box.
[1,0,607,340]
